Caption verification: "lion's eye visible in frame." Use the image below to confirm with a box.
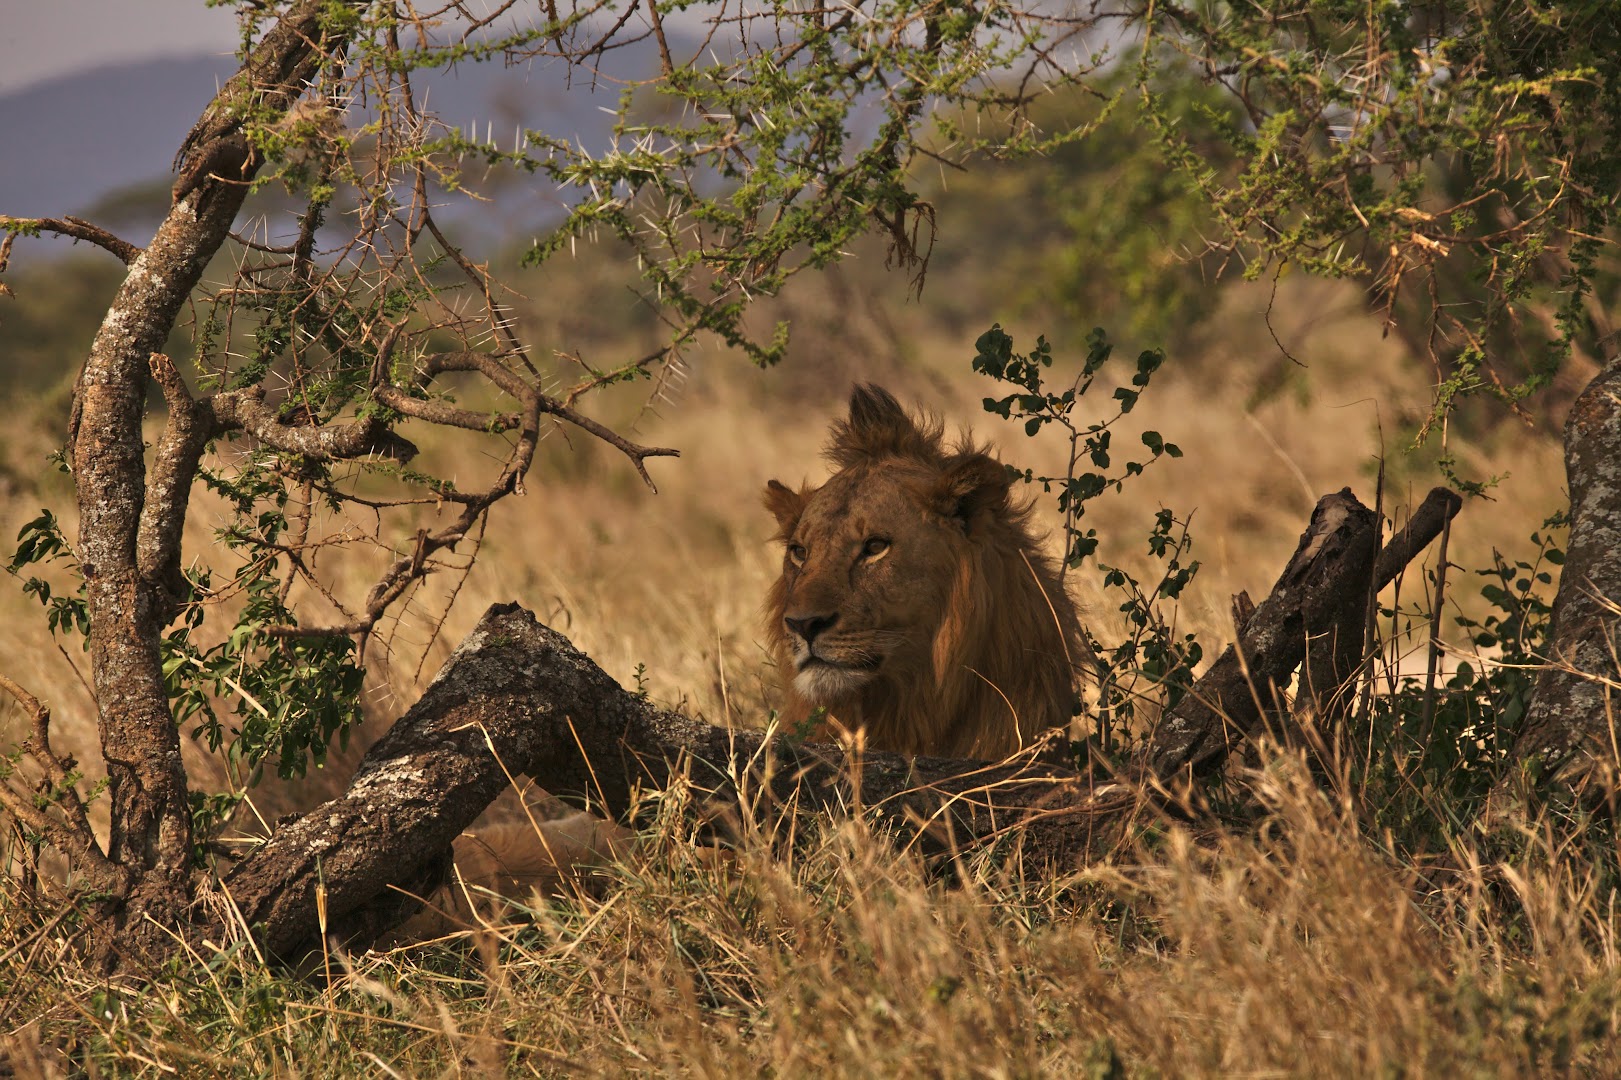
[788,544,807,567]
[862,537,890,559]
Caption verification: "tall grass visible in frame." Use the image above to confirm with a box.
[3,745,1617,1075]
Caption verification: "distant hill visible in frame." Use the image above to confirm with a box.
[0,44,660,262]
[0,54,235,228]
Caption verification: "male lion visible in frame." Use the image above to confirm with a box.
[765,384,1092,759]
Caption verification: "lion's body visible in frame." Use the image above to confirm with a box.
[390,813,633,941]
[765,385,1090,759]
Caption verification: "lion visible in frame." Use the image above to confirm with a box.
[391,386,1086,944]
[764,384,1093,759]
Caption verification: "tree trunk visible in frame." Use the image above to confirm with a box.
[69,1,352,968]
[1503,356,1621,800]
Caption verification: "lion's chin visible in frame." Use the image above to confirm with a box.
[793,660,877,703]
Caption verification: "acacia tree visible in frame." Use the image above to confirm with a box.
[1121,1,1621,799]
[0,0,1119,966]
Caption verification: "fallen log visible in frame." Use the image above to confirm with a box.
[216,486,1461,958]
[219,607,1131,958]
[1148,486,1460,778]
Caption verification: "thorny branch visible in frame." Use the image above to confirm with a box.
[0,0,1123,966]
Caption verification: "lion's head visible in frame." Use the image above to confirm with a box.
[764,385,1090,759]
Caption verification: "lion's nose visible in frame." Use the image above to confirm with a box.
[784,612,838,644]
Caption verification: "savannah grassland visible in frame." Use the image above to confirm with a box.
[1,134,1617,1076]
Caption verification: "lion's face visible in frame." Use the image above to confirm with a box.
[768,460,966,704]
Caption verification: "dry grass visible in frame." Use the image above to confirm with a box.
[2,750,1617,1076]
[0,250,1604,1075]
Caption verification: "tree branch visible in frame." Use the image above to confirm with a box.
[137,354,213,607]
[372,384,523,434]
[1375,487,1464,589]
[0,215,142,264]
[209,386,419,463]
[171,4,346,207]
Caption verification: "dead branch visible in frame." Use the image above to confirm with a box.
[1375,487,1464,588]
[0,674,122,893]
[1147,486,1461,779]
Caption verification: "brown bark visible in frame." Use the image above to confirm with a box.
[1504,357,1621,798]
[68,2,354,967]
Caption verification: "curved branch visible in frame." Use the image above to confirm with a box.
[172,5,345,205]
[209,387,419,462]
[0,215,142,265]
[419,350,534,400]
[356,399,542,627]
[372,384,523,434]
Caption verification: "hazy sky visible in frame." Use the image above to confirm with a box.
[0,0,240,93]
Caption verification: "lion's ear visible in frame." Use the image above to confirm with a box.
[764,479,809,535]
[933,453,1011,529]
[827,384,940,468]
